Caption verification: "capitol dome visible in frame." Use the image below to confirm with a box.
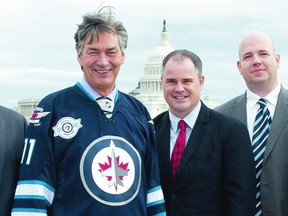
[142,20,174,94]
[130,20,174,118]
[147,21,174,63]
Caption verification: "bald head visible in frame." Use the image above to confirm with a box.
[238,31,275,59]
[237,31,280,97]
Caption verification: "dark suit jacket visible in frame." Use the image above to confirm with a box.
[0,106,27,216]
[153,102,256,216]
[216,86,288,216]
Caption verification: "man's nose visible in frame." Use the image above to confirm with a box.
[175,82,185,91]
[252,54,262,65]
[96,53,109,66]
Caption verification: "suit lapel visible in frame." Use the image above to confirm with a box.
[264,87,288,160]
[228,93,247,126]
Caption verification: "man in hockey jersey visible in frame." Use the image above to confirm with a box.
[12,6,166,216]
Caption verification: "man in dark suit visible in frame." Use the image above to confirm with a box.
[0,106,27,216]
[153,49,256,215]
[216,31,288,216]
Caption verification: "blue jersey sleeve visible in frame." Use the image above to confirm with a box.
[12,100,56,216]
[145,118,166,216]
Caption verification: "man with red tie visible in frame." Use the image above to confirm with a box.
[153,49,256,215]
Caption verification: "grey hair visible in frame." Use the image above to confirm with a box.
[74,6,128,54]
[162,49,203,78]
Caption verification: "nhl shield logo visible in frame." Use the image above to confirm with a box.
[80,135,141,206]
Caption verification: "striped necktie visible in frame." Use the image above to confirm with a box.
[252,98,272,216]
[171,120,186,179]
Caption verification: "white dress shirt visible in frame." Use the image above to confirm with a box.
[168,102,201,158]
[246,83,280,141]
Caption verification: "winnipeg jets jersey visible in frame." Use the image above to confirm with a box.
[12,84,166,216]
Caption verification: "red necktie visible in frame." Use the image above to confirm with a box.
[171,119,186,179]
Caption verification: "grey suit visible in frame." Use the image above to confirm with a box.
[216,86,288,216]
[0,106,27,216]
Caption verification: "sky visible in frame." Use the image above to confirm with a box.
[1,0,288,109]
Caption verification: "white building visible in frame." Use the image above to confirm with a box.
[129,20,174,118]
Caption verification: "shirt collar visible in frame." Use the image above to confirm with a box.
[169,101,201,132]
[246,82,280,109]
[79,77,117,102]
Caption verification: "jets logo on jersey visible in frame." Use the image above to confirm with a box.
[52,117,82,139]
[80,135,141,206]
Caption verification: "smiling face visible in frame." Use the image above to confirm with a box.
[77,31,125,96]
[161,57,204,118]
[237,32,280,96]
